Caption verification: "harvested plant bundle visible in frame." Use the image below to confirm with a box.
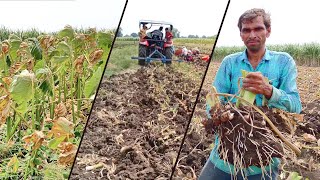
[204,70,301,175]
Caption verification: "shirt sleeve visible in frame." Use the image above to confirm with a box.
[268,55,302,113]
[206,57,232,118]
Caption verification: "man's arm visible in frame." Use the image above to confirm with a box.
[206,58,232,119]
[267,57,302,113]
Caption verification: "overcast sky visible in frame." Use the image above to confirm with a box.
[217,0,320,46]
[0,0,229,37]
[0,0,126,32]
[1,0,319,47]
[120,0,229,37]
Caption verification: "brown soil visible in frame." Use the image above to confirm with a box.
[69,62,206,179]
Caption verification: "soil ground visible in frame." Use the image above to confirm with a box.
[69,59,320,180]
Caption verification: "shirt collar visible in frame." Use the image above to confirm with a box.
[240,48,271,63]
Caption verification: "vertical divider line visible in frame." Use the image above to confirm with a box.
[68,0,129,179]
[169,0,231,179]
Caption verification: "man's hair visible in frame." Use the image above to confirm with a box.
[238,8,271,30]
[159,26,163,31]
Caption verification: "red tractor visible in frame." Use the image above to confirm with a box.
[132,20,175,65]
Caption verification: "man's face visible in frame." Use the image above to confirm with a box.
[240,16,271,52]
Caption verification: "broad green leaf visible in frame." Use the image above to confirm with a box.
[48,136,66,149]
[8,35,22,61]
[84,66,103,98]
[58,27,75,40]
[52,56,69,64]
[29,38,43,60]
[0,55,7,74]
[9,70,35,114]
[36,68,51,78]
[56,41,71,56]
[36,68,53,96]
[9,40,21,61]
[34,59,45,72]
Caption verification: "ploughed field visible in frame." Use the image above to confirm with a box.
[70,57,209,179]
[69,59,320,179]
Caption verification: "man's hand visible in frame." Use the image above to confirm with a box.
[242,72,273,99]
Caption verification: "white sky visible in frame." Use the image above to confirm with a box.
[0,0,229,37]
[0,0,126,32]
[217,0,320,46]
[120,0,229,37]
[1,0,318,46]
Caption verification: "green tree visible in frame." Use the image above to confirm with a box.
[116,27,123,37]
[130,32,138,37]
[172,28,180,38]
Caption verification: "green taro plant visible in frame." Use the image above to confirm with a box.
[0,25,113,179]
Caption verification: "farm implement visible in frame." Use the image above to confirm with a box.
[131,20,181,65]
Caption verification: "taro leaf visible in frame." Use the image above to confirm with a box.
[47,117,74,139]
[34,59,45,72]
[22,131,45,151]
[51,41,72,65]
[36,68,53,96]
[58,27,75,40]
[9,70,35,114]
[52,56,69,64]
[8,35,22,61]
[57,142,77,165]
[83,66,103,98]
[56,41,71,55]
[97,32,112,47]
[29,38,42,60]
[48,136,66,150]
[0,56,7,74]
[0,95,11,127]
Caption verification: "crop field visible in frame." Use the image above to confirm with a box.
[0,27,113,179]
[213,43,320,66]
[69,38,320,179]
[70,38,213,179]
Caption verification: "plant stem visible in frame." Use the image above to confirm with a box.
[77,77,81,119]
[6,116,12,142]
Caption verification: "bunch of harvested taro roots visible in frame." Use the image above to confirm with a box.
[202,86,301,173]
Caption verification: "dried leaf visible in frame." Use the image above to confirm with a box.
[54,102,67,118]
[303,133,317,143]
[22,131,45,150]
[47,117,74,140]
[74,55,85,74]
[89,49,103,65]
[57,142,77,165]
[0,95,11,126]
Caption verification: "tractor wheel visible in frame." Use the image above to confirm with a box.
[165,47,173,65]
[139,45,147,66]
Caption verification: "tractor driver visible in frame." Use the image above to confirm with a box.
[151,26,164,40]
